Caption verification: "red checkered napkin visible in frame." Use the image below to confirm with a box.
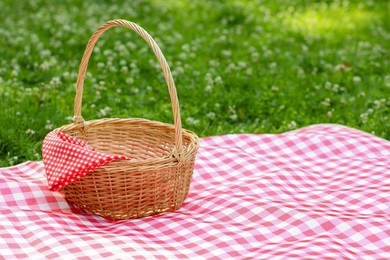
[42,131,131,191]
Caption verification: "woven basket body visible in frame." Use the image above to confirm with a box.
[55,20,199,219]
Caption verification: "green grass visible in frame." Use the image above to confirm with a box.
[1,0,389,166]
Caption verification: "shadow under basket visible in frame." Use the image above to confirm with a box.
[58,118,199,220]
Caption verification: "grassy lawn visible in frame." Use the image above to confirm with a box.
[0,0,389,167]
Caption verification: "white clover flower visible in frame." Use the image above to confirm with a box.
[40,49,51,57]
[173,66,184,76]
[238,61,247,68]
[40,61,51,71]
[97,62,105,69]
[373,99,386,109]
[126,42,137,50]
[209,60,220,67]
[321,98,331,107]
[49,57,58,67]
[218,34,227,42]
[228,113,236,121]
[251,52,259,62]
[178,53,187,60]
[221,50,232,57]
[353,76,361,83]
[334,63,351,72]
[269,62,277,70]
[271,86,279,92]
[65,116,73,122]
[103,49,113,57]
[332,84,340,93]
[324,63,333,70]
[11,69,19,77]
[95,91,101,100]
[158,23,169,32]
[192,70,201,76]
[384,75,390,88]
[109,66,119,73]
[229,106,238,121]
[130,61,138,69]
[186,117,200,126]
[204,85,213,92]
[225,63,236,73]
[287,121,297,129]
[214,76,223,85]
[62,71,70,80]
[126,77,134,84]
[115,43,126,53]
[360,113,368,124]
[204,73,213,84]
[206,112,216,120]
[50,77,61,87]
[25,129,35,135]
[297,67,305,77]
[263,49,273,58]
[255,25,263,32]
[98,106,112,117]
[130,64,139,75]
[149,59,160,70]
[45,120,54,130]
[324,81,332,89]
[130,88,139,95]
[34,153,41,160]
[181,44,190,52]
[23,46,31,56]
[121,66,128,73]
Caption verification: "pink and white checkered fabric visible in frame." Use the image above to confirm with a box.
[1,124,389,259]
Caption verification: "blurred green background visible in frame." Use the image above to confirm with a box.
[0,0,389,166]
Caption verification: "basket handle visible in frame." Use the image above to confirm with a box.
[73,19,183,156]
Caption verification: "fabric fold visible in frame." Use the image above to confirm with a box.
[42,131,131,191]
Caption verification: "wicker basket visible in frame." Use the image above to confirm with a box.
[55,19,199,220]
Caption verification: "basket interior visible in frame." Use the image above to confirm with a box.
[59,119,192,161]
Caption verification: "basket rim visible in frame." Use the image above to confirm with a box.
[55,117,199,167]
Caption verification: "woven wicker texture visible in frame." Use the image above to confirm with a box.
[56,19,199,219]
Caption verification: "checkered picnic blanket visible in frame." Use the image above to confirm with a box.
[1,124,389,259]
